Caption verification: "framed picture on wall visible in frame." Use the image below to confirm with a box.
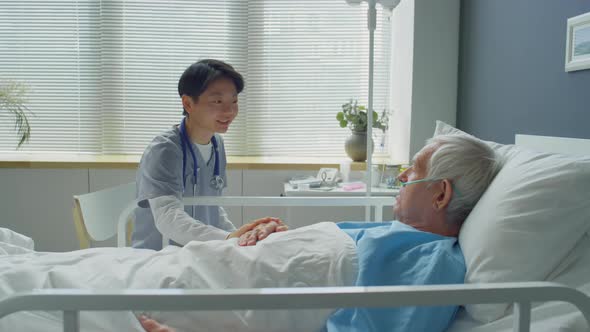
[565,11,590,72]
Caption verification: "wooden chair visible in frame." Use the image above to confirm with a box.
[72,182,136,248]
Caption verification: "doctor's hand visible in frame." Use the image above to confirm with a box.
[226,217,288,246]
[139,315,175,332]
[239,218,289,246]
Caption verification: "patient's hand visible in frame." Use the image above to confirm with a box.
[139,315,175,332]
[226,217,288,246]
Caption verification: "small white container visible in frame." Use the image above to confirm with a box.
[339,160,351,182]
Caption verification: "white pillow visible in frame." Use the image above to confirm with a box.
[433,120,515,158]
[433,121,590,323]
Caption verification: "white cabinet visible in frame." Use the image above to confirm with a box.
[0,169,87,252]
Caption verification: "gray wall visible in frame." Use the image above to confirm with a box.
[458,0,590,143]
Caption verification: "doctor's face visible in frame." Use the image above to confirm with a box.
[185,77,239,135]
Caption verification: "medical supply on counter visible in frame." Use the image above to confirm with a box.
[382,164,401,188]
[317,168,341,186]
[371,165,383,187]
[299,183,311,190]
[342,182,366,191]
[289,176,322,189]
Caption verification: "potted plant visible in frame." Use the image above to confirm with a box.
[0,81,32,148]
[336,99,389,161]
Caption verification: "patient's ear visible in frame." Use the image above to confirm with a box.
[433,179,453,211]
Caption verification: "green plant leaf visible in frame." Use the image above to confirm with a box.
[0,81,33,148]
[338,99,391,133]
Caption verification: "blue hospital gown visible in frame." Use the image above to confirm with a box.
[326,221,465,332]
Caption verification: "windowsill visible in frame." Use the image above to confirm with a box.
[0,153,390,170]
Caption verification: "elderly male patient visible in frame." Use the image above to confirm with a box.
[138,134,500,332]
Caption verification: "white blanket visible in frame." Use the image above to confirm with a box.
[0,222,358,332]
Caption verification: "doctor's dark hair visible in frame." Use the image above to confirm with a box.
[178,59,244,115]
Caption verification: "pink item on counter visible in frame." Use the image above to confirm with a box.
[342,182,366,191]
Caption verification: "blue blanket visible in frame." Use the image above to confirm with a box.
[325,221,465,332]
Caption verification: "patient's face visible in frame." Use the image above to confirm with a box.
[394,145,438,231]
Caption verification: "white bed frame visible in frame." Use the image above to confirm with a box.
[0,283,589,332]
[1,134,589,332]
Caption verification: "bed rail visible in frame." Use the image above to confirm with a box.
[117,196,394,247]
[1,282,589,332]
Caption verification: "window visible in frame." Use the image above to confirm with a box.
[0,0,391,158]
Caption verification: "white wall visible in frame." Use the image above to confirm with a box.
[389,0,415,164]
[389,0,460,163]
[409,0,460,156]
[0,168,394,252]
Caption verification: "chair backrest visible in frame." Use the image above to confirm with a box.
[72,182,136,248]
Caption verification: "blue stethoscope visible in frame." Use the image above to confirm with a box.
[179,117,225,195]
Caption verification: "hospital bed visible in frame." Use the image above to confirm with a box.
[1,129,590,332]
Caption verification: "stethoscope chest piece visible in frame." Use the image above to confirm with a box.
[210,175,225,190]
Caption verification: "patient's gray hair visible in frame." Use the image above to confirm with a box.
[425,134,501,225]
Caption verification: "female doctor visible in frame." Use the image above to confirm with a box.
[133,59,287,250]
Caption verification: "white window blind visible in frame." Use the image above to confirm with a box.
[0,0,101,153]
[244,1,391,157]
[99,0,247,154]
[0,0,391,157]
